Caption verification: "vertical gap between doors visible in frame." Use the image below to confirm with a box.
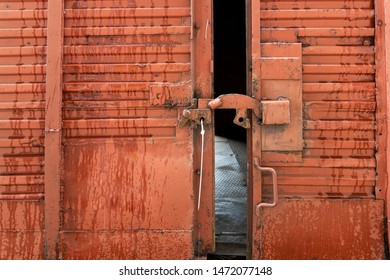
[208,0,247,260]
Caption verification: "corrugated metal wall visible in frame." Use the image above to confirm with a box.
[60,0,194,259]
[0,0,47,259]
[260,0,377,200]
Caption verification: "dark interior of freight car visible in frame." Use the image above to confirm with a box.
[208,0,247,260]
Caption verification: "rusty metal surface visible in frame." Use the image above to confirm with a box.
[61,231,193,260]
[60,0,195,259]
[192,0,214,257]
[258,0,377,200]
[250,0,385,260]
[247,0,263,260]
[259,199,385,259]
[260,43,302,154]
[0,200,44,259]
[209,94,261,128]
[376,0,390,248]
[385,0,390,249]
[1,0,198,260]
[0,0,47,259]
[45,0,64,260]
[260,99,290,125]
[62,139,194,231]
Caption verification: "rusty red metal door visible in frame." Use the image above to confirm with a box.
[247,0,388,259]
[59,0,212,259]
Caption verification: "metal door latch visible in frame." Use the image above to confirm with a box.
[178,95,291,129]
[178,99,212,128]
[208,94,261,128]
[209,94,290,128]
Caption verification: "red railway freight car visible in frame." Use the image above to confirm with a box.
[0,0,389,260]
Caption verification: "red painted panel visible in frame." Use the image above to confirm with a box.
[258,0,377,200]
[259,200,385,259]
[251,0,385,260]
[61,0,196,259]
[61,231,193,260]
[62,139,194,231]
[0,201,43,231]
[0,0,47,260]
[0,232,44,260]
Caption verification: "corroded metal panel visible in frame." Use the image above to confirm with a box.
[385,0,390,248]
[61,0,195,259]
[260,43,302,154]
[259,200,385,259]
[376,0,390,248]
[0,201,43,231]
[45,0,64,260]
[0,232,44,259]
[62,139,194,231]
[61,231,193,260]
[0,201,44,259]
[251,0,386,260]
[258,0,377,200]
[0,0,47,260]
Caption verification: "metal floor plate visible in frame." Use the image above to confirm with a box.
[215,136,247,252]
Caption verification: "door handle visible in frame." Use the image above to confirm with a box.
[254,157,279,216]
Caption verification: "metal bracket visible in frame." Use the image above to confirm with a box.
[179,95,290,129]
[261,98,290,125]
[208,94,261,129]
[178,108,212,128]
[178,98,212,128]
[208,94,290,129]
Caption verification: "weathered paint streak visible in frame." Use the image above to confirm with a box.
[0,232,44,260]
